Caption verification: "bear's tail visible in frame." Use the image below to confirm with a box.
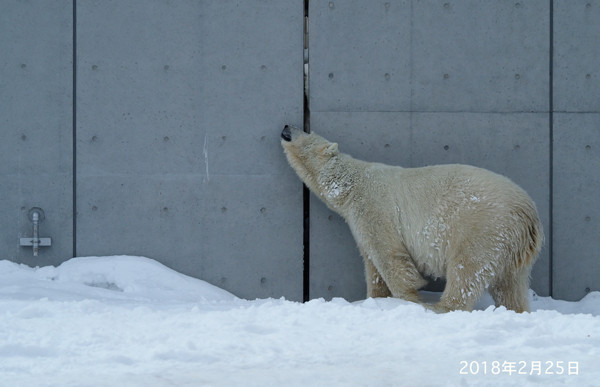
[514,204,544,268]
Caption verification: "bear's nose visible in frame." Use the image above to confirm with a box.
[281,125,292,142]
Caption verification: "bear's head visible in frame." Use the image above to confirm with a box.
[281,125,340,197]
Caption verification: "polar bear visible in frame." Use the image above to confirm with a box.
[281,125,543,313]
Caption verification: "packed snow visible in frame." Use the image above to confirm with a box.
[0,256,598,387]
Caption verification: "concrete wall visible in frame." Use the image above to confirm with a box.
[308,0,597,302]
[75,0,304,300]
[0,0,73,268]
[3,0,304,301]
[1,0,597,302]
[309,0,551,299]
[552,0,600,300]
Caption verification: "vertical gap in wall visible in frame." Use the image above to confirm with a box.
[72,0,77,258]
[548,0,554,298]
[408,0,414,168]
[302,0,311,302]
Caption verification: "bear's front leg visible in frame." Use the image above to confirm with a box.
[370,249,428,306]
[364,257,392,298]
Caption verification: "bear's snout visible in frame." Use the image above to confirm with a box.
[281,125,292,142]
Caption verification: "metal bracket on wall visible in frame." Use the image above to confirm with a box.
[19,207,52,256]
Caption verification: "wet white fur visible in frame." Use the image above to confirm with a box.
[282,127,543,313]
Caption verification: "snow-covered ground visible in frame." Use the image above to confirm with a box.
[0,256,598,387]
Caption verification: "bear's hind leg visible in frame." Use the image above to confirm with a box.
[364,258,392,298]
[430,258,496,313]
[489,265,531,313]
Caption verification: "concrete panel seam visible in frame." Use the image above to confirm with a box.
[303,0,311,302]
[72,0,77,258]
[548,0,554,298]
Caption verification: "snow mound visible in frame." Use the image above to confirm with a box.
[0,256,236,303]
[0,255,598,386]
